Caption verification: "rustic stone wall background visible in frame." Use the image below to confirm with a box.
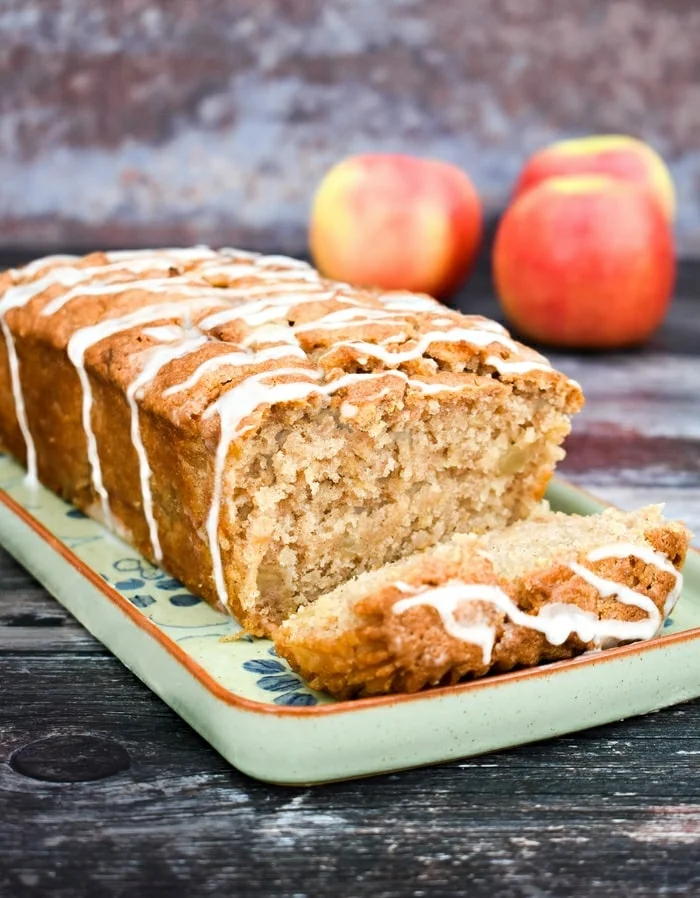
[1,0,699,255]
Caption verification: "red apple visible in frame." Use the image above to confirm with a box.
[493,175,675,349]
[514,135,675,220]
[309,154,482,298]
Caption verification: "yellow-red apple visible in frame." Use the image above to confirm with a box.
[514,135,675,220]
[309,154,482,298]
[493,175,675,349]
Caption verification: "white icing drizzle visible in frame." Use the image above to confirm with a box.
[126,331,209,561]
[431,317,459,327]
[317,324,556,378]
[8,251,225,319]
[0,271,94,481]
[412,379,473,396]
[141,325,186,341]
[202,371,324,604]
[381,332,409,346]
[380,293,443,312]
[197,262,271,282]
[16,254,80,276]
[219,247,260,260]
[340,401,359,419]
[41,277,228,317]
[322,327,523,367]
[206,280,325,301]
[67,298,225,527]
[567,562,661,638]
[162,345,311,398]
[4,267,91,313]
[471,318,511,335]
[36,251,312,319]
[255,254,314,270]
[241,324,303,348]
[0,318,37,484]
[162,351,255,396]
[198,288,342,332]
[392,542,682,663]
[293,307,411,333]
[583,541,684,616]
[485,356,554,375]
[248,343,307,361]
[202,263,321,286]
[394,582,513,663]
[105,246,219,263]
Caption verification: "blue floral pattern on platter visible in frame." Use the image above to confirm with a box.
[0,454,325,707]
[242,648,318,706]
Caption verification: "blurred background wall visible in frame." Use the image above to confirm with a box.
[1,0,699,255]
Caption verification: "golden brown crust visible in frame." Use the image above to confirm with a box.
[274,520,691,700]
[2,251,583,434]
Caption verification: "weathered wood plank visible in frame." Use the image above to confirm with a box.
[1,654,699,897]
[0,625,100,653]
[0,549,104,653]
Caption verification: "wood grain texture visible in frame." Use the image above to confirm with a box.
[2,0,700,254]
[1,650,700,898]
[0,260,699,897]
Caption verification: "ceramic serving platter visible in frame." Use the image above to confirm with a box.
[1,452,699,785]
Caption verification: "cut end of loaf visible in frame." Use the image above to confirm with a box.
[219,370,578,636]
[273,506,692,699]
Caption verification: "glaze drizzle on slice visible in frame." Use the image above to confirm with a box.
[392,542,683,662]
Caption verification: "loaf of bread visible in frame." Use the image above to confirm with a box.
[274,505,691,698]
[0,247,583,636]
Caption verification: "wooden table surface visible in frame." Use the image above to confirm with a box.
[1,259,699,898]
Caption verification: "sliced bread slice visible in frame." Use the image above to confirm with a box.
[273,505,691,699]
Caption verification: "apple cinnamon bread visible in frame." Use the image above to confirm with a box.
[274,505,690,699]
[0,247,583,636]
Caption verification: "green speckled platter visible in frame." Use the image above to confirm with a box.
[1,452,699,784]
